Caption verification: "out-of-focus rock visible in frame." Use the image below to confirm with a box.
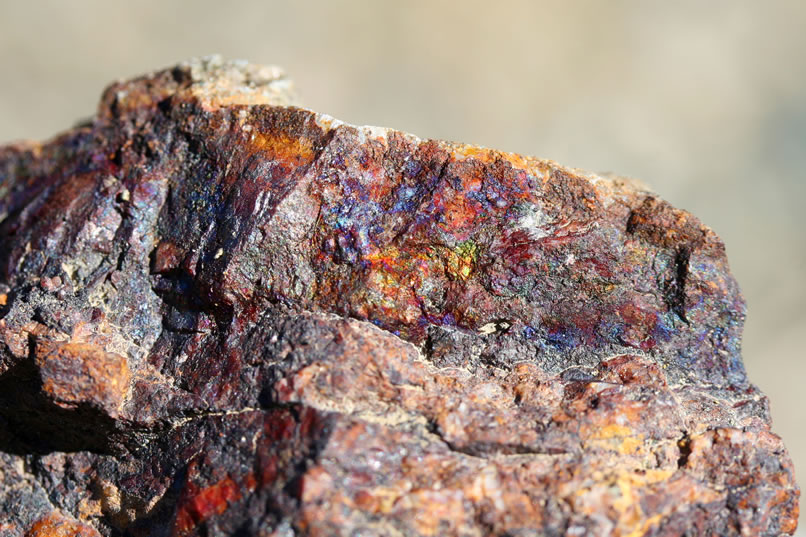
[0,56,798,536]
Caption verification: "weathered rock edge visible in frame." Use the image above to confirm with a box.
[0,57,799,536]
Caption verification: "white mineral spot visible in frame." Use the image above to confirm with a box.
[516,202,552,240]
[314,113,345,132]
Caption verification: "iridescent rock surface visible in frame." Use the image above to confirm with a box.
[0,57,798,536]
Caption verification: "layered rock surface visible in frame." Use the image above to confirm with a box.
[0,57,798,536]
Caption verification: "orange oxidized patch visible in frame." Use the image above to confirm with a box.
[250,131,315,166]
[34,342,130,418]
[25,512,100,537]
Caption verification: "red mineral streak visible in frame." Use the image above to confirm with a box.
[174,476,241,535]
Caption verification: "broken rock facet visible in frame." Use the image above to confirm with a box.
[0,57,799,536]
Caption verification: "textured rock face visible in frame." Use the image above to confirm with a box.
[0,57,798,536]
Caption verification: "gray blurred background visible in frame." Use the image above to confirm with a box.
[1,0,804,530]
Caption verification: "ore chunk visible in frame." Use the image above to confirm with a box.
[0,57,798,536]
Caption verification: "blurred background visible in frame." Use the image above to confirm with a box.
[1,0,804,530]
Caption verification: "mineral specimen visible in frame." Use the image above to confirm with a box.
[0,57,798,536]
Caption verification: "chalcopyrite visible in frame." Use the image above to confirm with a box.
[0,57,798,536]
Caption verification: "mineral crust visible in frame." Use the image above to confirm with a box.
[0,57,798,536]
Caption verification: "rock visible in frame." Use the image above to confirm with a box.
[0,56,798,536]
[35,342,130,418]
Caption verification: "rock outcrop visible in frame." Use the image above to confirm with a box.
[0,57,798,536]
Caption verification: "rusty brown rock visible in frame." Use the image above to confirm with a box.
[0,56,798,536]
[35,342,130,418]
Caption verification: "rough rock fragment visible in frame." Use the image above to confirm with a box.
[35,342,130,417]
[0,56,798,536]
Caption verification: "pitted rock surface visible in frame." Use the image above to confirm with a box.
[0,57,798,536]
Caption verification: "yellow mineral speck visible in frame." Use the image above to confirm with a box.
[98,480,122,514]
[593,424,632,440]
[626,513,664,537]
[450,143,495,162]
[618,435,644,455]
[444,241,477,281]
